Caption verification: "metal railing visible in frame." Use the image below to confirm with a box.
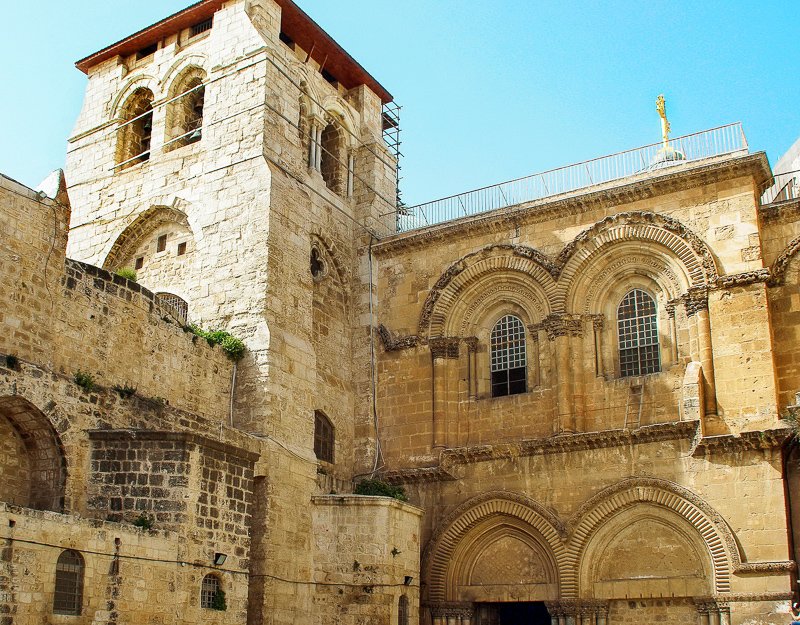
[760,169,800,205]
[397,123,748,232]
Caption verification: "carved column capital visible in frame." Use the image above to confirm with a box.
[430,337,461,359]
[537,313,584,340]
[682,286,709,316]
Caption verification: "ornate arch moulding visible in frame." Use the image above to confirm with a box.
[416,214,717,338]
[421,477,781,604]
[422,491,568,603]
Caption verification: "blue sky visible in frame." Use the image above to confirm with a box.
[2,1,798,206]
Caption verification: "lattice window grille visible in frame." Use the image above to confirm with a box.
[156,292,189,325]
[617,288,661,377]
[200,574,220,609]
[491,315,526,372]
[53,550,83,615]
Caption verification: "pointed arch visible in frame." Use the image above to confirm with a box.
[0,395,67,512]
[769,232,800,285]
[422,491,567,604]
[164,65,207,151]
[565,477,737,596]
[418,244,558,339]
[109,74,159,121]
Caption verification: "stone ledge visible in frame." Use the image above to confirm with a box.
[311,494,423,515]
[88,429,261,461]
[384,421,701,484]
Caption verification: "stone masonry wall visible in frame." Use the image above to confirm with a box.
[312,496,422,625]
[0,503,249,625]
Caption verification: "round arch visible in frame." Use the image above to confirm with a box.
[423,492,567,604]
[0,395,67,512]
[109,75,159,121]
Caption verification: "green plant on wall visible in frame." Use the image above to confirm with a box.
[73,370,95,392]
[113,383,137,399]
[211,589,227,611]
[354,479,407,502]
[185,325,245,361]
[132,512,153,530]
[115,267,138,282]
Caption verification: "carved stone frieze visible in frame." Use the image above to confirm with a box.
[430,337,461,359]
[692,428,791,455]
[382,421,699,485]
[712,268,770,289]
[377,324,419,351]
[426,602,474,618]
[537,313,583,340]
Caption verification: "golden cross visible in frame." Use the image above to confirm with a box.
[656,94,671,148]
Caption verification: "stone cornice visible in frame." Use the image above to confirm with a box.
[88,429,261,462]
[382,421,700,484]
[691,427,791,456]
[372,153,770,256]
[758,196,800,223]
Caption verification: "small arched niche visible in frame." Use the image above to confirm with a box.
[0,396,66,512]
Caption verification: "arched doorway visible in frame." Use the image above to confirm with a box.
[423,493,565,625]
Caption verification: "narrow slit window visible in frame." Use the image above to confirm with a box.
[490,315,527,397]
[135,257,144,270]
[617,288,661,377]
[398,595,409,625]
[157,234,167,253]
[314,410,334,463]
[177,242,187,256]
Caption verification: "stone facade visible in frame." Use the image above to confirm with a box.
[2,0,800,624]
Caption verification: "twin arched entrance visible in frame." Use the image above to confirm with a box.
[423,483,725,625]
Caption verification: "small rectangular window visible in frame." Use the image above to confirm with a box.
[136,43,158,61]
[157,234,167,253]
[135,257,144,270]
[190,18,213,38]
[177,242,187,256]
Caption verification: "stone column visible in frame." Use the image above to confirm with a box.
[541,314,583,432]
[591,315,605,377]
[315,125,323,170]
[430,338,460,449]
[685,288,717,416]
[465,337,478,400]
[308,120,317,169]
[666,301,678,364]
[347,152,355,197]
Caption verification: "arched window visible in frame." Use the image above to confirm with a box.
[398,594,409,625]
[490,315,527,397]
[320,122,343,194]
[116,88,154,169]
[617,288,661,377]
[200,573,221,609]
[53,550,84,615]
[165,68,206,151]
[314,410,334,463]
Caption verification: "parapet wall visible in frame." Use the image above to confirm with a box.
[0,174,233,421]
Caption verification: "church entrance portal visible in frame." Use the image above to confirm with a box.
[475,602,550,624]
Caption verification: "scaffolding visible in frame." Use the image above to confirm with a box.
[381,102,404,217]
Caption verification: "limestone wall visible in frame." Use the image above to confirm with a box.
[311,495,422,625]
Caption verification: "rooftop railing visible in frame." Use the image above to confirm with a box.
[760,169,800,205]
[396,122,748,233]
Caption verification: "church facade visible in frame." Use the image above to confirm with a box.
[1,1,800,624]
